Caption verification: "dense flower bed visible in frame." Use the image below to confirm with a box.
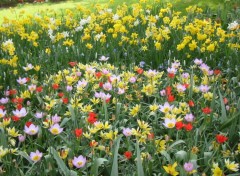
[0,59,239,175]
[0,1,239,175]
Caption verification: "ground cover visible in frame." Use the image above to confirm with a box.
[0,0,239,175]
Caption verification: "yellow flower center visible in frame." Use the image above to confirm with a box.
[32,155,40,161]
[77,161,83,166]
[51,128,59,135]
[167,123,175,128]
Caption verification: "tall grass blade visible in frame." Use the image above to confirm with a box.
[49,147,77,176]
[110,135,122,176]
[136,141,145,176]
[218,90,227,123]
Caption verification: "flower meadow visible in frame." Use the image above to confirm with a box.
[0,1,240,176]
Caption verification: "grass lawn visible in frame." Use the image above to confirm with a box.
[0,0,232,24]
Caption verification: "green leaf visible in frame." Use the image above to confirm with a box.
[204,152,212,165]
[18,169,25,176]
[160,151,171,163]
[175,150,187,161]
[68,105,76,123]
[136,141,145,176]
[110,135,122,176]
[90,158,108,176]
[188,68,194,98]
[25,162,37,176]
[115,102,122,119]
[218,90,227,123]
[36,94,44,105]
[220,111,240,130]
[60,117,71,127]
[49,147,72,176]
[103,100,108,121]
[168,140,185,150]
[226,174,240,176]
[0,127,7,147]
[18,151,34,164]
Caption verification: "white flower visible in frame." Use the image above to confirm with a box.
[184,113,195,122]
[13,107,28,118]
[167,67,177,74]
[227,21,239,30]
[199,85,210,93]
[118,88,125,95]
[176,84,186,93]
[16,77,28,85]
[99,56,109,61]
[77,79,88,88]
[0,97,9,104]
[72,155,87,168]
[62,31,69,38]
[23,63,34,71]
[49,123,63,135]
[194,58,203,65]
[225,159,239,172]
[122,128,132,136]
[29,150,43,162]
[159,102,174,113]
[34,112,44,119]
[0,109,7,118]
[163,118,176,128]
[24,124,39,135]
[103,82,112,91]
[112,14,119,21]
[28,84,36,92]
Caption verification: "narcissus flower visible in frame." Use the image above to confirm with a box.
[163,162,179,176]
[29,150,43,162]
[211,163,223,176]
[225,159,239,172]
[72,155,87,168]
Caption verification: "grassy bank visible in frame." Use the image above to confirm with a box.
[0,0,237,24]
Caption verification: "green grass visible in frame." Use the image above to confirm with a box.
[0,0,235,24]
[0,0,137,24]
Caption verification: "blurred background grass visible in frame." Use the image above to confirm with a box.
[0,0,237,24]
